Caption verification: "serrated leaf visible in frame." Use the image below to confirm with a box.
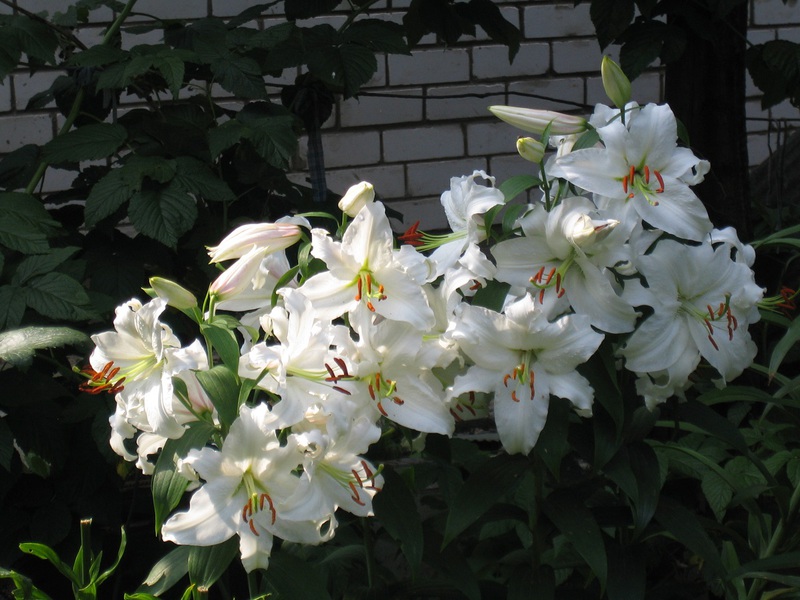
[154,55,185,98]
[701,469,733,520]
[0,326,89,368]
[129,183,197,248]
[187,537,238,590]
[12,16,59,64]
[172,157,235,202]
[0,144,41,190]
[307,41,377,98]
[342,19,409,54]
[43,123,127,164]
[0,285,27,330]
[67,45,128,67]
[0,33,23,80]
[542,488,608,590]
[591,0,635,48]
[211,53,267,99]
[85,169,135,227]
[373,467,424,577]
[0,192,58,253]
[24,272,95,321]
[152,421,216,532]
[443,453,528,546]
[208,120,249,159]
[238,111,298,169]
[12,247,80,285]
[465,0,521,61]
[619,21,668,80]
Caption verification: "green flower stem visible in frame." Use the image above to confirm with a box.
[362,517,376,589]
[24,0,139,195]
[79,518,92,590]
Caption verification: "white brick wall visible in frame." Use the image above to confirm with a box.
[1,0,798,227]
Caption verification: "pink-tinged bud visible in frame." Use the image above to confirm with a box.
[601,56,631,110]
[563,213,619,248]
[516,137,545,163]
[148,277,197,310]
[338,181,375,217]
[207,223,302,263]
[209,247,265,301]
[488,105,588,135]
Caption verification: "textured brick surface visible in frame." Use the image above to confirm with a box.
[340,89,423,127]
[752,0,800,25]
[508,77,586,111]
[466,121,520,156]
[12,71,61,111]
[383,125,464,162]
[0,114,54,152]
[406,157,488,198]
[426,84,506,121]
[388,49,470,86]
[325,164,406,199]
[552,39,606,74]
[524,3,595,39]
[472,42,550,80]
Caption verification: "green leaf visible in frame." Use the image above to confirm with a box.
[465,0,521,61]
[619,20,675,80]
[542,488,608,590]
[768,316,800,379]
[534,396,571,478]
[129,183,198,248]
[84,169,136,227]
[654,496,725,578]
[0,285,27,330]
[12,16,59,64]
[264,552,332,600]
[443,453,528,547]
[0,326,89,368]
[19,542,79,586]
[237,108,298,169]
[342,19,409,54]
[0,567,53,600]
[12,247,80,285]
[24,272,95,321]
[208,120,249,159]
[154,55,185,98]
[211,53,267,99]
[136,546,191,596]
[373,466,424,576]
[591,0,635,48]
[152,421,216,533]
[470,279,510,312]
[0,192,58,254]
[42,123,127,164]
[0,144,41,189]
[200,323,240,372]
[187,537,238,590]
[94,527,127,586]
[194,366,240,431]
[499,175,541,203]
[308,40,377,98]
[701,469,733,520]
[607,543,645,600]
[172,157,235,202]
[67,45,128,68]
[0,33,23,80]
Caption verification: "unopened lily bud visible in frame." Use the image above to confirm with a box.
[489,105,588,135]
[564,213,619,248]
[339,181,375,217]
[209,247,265,301]
[601,56,631,110]
[207,223,302,263]
[148,277,198,310]
[516,137,545,163]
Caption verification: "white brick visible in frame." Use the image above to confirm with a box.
[361,59,388,89]
[552,39,605,74]
[406,157,487,198]
[386,197,450,232]
[747,132,772,166]
[74,26,107,48]
[212,0,282,17]
[747,28,777,45]
[383,125,464,162]
[0,114,54,152]
[473,42,550,80]
[0,82,11,112]
[769,98,799,120]
[466,120,520,156]
[746,99,770,133]
[39,167,77,193]
[426,84,505,120]
[325,164,406,199]
[321,130,382,168]
[12,71,62,110]
[128,0,208,21]
[121,28,165,50]
[775,26,800,43]
[524,3,595,39]
[388,48,469,85]
[340,89,423,127]
[753,0,800,26]
[586,70,662,106]
[508,77,585,112]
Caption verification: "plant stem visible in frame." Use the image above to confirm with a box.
[362,517,376,589]
[79,518,92,590]
[24,0,139,195]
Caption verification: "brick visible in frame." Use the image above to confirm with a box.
[39,167,78,193]
[325,164,406,199]
[121,28,166,50]
[471,6,521,42]
[406,157,487,198]
[775,26,800,44]
[746,99,770,133]
[466,120,520,156]
[552,39,605,74]
[212,0,283,17]
[0,81,11,112]
[524,3,595,39]
[320,130,381,168]
[426,84,505,121]
[12,71,62,110]
[386,197,451,232]
[383,124,464,162]
[488,153,538,203]
[74,26,107,48]
[508,77,586,112]
[128,0,209,21]
[747,132,772,166]
[473,42,550,80]
[753,0,800,26]
[0,113,54,152]
[15,0,113,20]
[747,28,777,45]
[388,48,469,85]
[361,59,388,89]
[768,98,799,120]
[340,89,423,127]
[586,71,662,106]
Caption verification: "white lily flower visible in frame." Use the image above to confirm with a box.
[88,298,206,440]
[621,239,763,392]
[449,295,604,455]
[298,201,435,330]
[208,220,304,263]
[553,103,713,241]
[161,404,334,573]
[493,199,638,333]
[489,105,588,135]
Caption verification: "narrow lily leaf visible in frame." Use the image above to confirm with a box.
[152,421,216,533]
[768,316,800,379]
[470,279,510,312]
[94,527,127,586]
[726,552,800,581]
[607,543,645,600]
[499,175,541,203]
[443,453,528,547]
[200,323,240,372]
[0,326,89,368]
[654,497,725,578]
[264,552,332,600]
[195,366,240,431]
[136,546,192,596]
[18,542,79,585]
[0,567,53,600]
[542,488,608,590]
[187,536,239,590]
[373,466,423,577]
